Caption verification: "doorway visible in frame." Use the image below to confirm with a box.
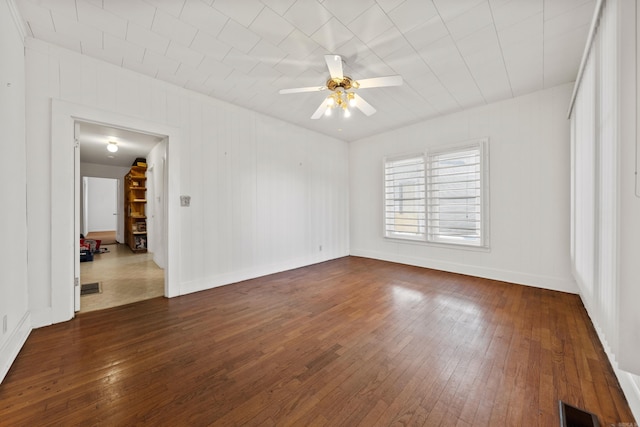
[50,99,181,324]
[76,121,167,313]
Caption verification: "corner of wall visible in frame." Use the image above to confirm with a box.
[0,311,31,384]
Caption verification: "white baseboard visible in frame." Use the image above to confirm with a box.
[29,307,52,329]
[0,311,32,384]
[179,252,348,296]
[350,249,578,294]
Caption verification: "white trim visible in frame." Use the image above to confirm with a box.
[567,0,606,118]
[5,0,28,41]
[350,249,579,294]
[50,99,182,324]
[0,311,31,384]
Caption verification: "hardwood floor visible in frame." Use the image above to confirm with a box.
[79,243,164,313]
[1,257,635,426]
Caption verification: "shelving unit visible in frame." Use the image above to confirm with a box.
[124,165,148,253]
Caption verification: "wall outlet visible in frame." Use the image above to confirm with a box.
[2,315,7,334]
[180,195,191,207]
[319,245,323,252]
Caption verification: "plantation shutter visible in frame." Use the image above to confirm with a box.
[384,155,426,240]
[426,145,482,246]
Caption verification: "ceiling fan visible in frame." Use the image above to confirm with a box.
[279,54,403,119]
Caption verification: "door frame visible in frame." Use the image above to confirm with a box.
[51,99,181,324]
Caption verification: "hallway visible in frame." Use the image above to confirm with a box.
[79,243,164,313]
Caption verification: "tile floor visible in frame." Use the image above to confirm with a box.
[79,243,164,313]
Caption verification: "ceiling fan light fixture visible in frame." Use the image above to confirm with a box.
[347,92,356,107]
[107,141,118,153]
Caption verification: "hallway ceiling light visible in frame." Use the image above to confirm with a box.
[107,141,118,153]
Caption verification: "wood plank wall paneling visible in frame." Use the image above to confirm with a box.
[0,257,634,426]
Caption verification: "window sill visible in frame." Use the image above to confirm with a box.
[384,236,491,253]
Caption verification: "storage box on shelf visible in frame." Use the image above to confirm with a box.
[124,165,148,253]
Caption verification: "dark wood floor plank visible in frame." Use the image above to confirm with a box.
[0,256,635,426]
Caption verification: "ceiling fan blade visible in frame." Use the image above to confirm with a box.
[353,94,376,116]
[279,86,326,95]
[324,54,344,80]
[311,100,328,119]
[355,75,403,89]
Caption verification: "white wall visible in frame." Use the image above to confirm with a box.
[25,38,349,326]
[86,177,117,233]
[146,140,167,268]
[81,162,131,243]
[350,84,576,293]
[0,0,31,383]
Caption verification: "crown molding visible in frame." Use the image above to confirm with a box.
[5,0,28,42]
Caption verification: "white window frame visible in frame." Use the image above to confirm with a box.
[383,139,489,249]
[383,153,426,241]
[426,139,489,248]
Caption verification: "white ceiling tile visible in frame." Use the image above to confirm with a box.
[321,0,375,24]
[283,0,332,36]
[29,23,81,53]
[82,43,123,67]
[76,0,128,39]
[417,35,461,70]
[404,16,448,52]
[310,17,354,52]
[222,48,261,73]
[249,62,282,82]
[144,0,186,17]
[18,0,55,32]
[502,40,543,95]
[259,0,297,16]
[388,0,438,32]
[103,0,156,29]
[126,22,171,54]
[199,55,234,80]
[212,0,265,27]
[383,45,433,80]
[179,0,228,37]
[250,39,288,66]
[456,25,500,59]
[366,26,407,58]
[104,33,146,64]
[544,1,594,40]
[17,0,595,141]
[44,0,78,19]
[156,67,190,87]
[190,31,231,60]
[151,9,198,47]
[375,0,405,14]
[165,41,205,68]
[278,29,321,58]
[543,24,588,87]
[496,12,541,49]
[249,6,295,45]
[122,56,158,78]
[51,11,103,49]
[218,19,261,53]
[432,0,485,21]
[544,0,595,20]
[445,2,493,41]
[491,0,543,30]
[176,63,209,86]
[143,49,181,75]
[349,4,394,43]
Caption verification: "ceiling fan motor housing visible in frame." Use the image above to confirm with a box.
[326,76,358,91]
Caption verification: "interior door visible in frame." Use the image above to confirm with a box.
[74,122,81,312]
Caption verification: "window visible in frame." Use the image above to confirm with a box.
[426,141,487,247]
[384,155,426,240]
[384,140,489,248]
